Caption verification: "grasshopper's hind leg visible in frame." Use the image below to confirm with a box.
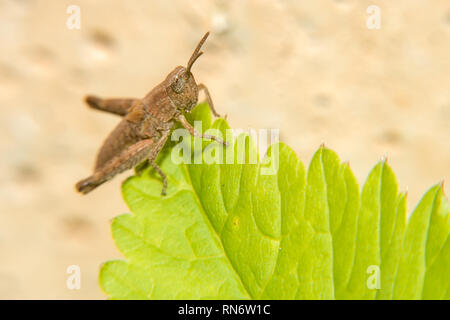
[85,96,138,116]
[76,139,155,194]
[76,131,171,196]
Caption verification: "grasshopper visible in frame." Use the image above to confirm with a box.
[75,32,226,196]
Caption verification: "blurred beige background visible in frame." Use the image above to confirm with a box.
[0,0,449,299]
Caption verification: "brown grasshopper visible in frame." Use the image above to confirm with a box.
[75,32,226,196]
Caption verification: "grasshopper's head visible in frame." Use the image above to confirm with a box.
[166,32,209,112]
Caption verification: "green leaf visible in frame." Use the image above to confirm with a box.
[99,103,449,300]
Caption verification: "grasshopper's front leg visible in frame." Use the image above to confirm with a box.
[146,130,171,195]
[177,114,228,146]
[132,130,171,195]
[197,83,222,118]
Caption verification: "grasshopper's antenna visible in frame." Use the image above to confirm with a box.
[186,32,209,73]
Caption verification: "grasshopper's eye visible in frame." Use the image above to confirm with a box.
[171,77,184,94]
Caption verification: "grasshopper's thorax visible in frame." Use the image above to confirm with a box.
[166,66,199,113]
